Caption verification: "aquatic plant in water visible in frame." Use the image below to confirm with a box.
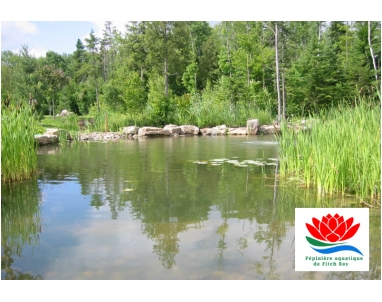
[278,99,380,205]
[1,104,39,182]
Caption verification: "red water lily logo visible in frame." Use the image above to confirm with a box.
[306,213,360,243]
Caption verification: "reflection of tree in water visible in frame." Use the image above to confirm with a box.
[150,222,180,269]
[214,163,288,278]
[216,219,229,271]
[1,181,43,280]
[128,162,209,269]
[1,245,43,280]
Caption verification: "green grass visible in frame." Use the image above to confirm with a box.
[39,115,62,129]
[277,98,381,205]
[1,105,39,182]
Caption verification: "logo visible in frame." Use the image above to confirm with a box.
[295,208,369,271]
[305,213,363,256]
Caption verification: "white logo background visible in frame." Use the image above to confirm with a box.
[295,208,369,271]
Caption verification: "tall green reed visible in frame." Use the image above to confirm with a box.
[1,104,39,182]
[278,99,380,204]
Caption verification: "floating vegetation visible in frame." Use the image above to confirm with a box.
[193,161,208,164]
[234,164,248,168]
[192,156,279,169]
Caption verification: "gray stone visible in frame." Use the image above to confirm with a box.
[163,124,182,134]
[138,127,163,136]
[160,129,170,136]
[123,126,139,135]
[180,125,200,135]
[227,127,247,135]
[59,109,72,117]
[200,128,212,135]
[45,128,59,136]
[216,124,227,135]
[247,119,260,135]
[35,134,58,145]
[258,125,281,135]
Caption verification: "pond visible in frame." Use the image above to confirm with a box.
[1,136,380,280]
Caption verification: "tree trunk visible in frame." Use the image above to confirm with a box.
[95,76,100,113]
[246,22,251,86]
[281,23,286,119]
[164,57,168,98]
[164,25,169,98]
[275,22,281,120]
[368,21,378,81]
[52,91,55,119]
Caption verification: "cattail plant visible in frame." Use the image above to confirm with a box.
[278,97,380,205]
[1,104,39,182]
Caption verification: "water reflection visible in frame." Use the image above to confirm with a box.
[1,181,43,280]
[1,137,380,279]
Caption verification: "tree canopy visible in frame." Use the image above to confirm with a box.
[2,21,380,123]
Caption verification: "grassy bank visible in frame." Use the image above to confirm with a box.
[278,98,380,205]
[1,105,39,182]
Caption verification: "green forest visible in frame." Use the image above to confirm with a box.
[1,21,381,127]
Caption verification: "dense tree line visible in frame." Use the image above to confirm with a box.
[1,21,380,125]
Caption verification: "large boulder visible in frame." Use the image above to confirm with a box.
[258,124,281,135]
[163,124,182,135]
[200,128,212,135]
[123,126,139,135]
[137,127,164,136]
[35,134,58,145]
[180,125,200,135]
[59,109,72,117]
[209,124,227,135]
[227,127,247,135]
[45,128,59,136]
[247,119,260,135]
[216,124,227,135]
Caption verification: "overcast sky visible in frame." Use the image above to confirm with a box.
[1,1,380,57]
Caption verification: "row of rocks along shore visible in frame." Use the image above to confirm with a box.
[35,118,312,145]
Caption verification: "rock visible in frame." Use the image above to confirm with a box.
[123,126,139,135]
[227,127,247,135]
[258,125,281,135]
[138,127,163,136]
[180,125,200,135]
[209,125,227,135]
[59,109,72,117]
[210,128,218,136]
[45,128,59,136]
[200,128,212,135]
[160,129,171,136]
[247,119,260,135]
[35,134,58,145]
[216,124,227,135]
[163,124,182,135]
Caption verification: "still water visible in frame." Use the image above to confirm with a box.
[1,136,380,280]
